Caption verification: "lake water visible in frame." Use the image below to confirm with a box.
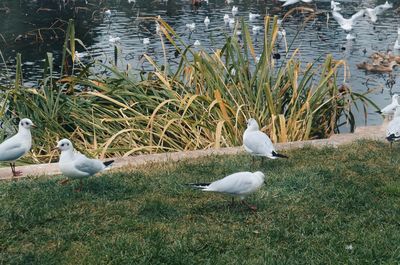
[1,0,400,128]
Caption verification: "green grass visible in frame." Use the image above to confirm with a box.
[1,140,400,264]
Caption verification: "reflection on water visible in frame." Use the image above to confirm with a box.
[1,0,400,127]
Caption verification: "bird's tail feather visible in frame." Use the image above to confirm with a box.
[272,151,289,159]
[375,110,382,114]
[186,183,210,189]
[386,134,400,142]
[103,160,114,167]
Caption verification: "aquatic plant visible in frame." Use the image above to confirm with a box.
[0,17,376,163]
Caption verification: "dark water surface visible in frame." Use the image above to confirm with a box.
[1,0,400,128]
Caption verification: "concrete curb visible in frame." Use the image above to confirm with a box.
[0,125,385,181]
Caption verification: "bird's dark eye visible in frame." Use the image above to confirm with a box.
[61,144,64,147]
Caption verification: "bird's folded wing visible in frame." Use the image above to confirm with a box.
[387,121,400,137]
[244,131,274,155]
[74,156,102,175]
[0,141,26,161]
[209,174,256,194]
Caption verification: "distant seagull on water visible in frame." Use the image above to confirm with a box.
[0,118,36,178]
[204,16,210,27]
[243,118,288,160]
[187,171,265,210]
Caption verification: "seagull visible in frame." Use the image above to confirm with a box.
[243,118,288,160]
[280,0,312,7]
[186,23,196,32]
[278,28,286,37]
[394,28,400,50]
[249,12,260,21]
[331,9,365,32]
[204,16,210,27]
[228,18,235,27]
[331,0,340,9]
[56,139,114,190]
[331,0,341,12]
[104,9,111,16]
[252,25,262,35]
[346,33,356,40]
[187,171,265,210]
[365,1,393,23]
[232,6,238,16]
[128,0,135,3]
[0,118,36,178]
[143,38,150,45]
[386,106,400,147]
[224,14,230,24]
[109,36,121,43]
[194,40,201,46]
[376,94,399,115]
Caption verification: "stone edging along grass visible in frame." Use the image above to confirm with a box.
[0,125,385,181]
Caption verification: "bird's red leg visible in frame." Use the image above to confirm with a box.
[241,200,257,211]
[10,163,22,179]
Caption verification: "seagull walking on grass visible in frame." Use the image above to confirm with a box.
[243,118,288,160]
[0,118,36,178]
[376,94,399,116]
[332,9,365,32]
[188,171,265,210]
[56,139,114,190]
[386,106,400,147]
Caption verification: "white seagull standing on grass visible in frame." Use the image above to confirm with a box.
[188,171,265,210]
[0,118,36,178]
[332,9,365,32]
[243,118,288,160]
[56,139,114,191]
[386,106,400,147]
[376,94,399,116]
[365,1,393,23]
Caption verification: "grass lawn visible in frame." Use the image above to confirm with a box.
[1,140,400,264]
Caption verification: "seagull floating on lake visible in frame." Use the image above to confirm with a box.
[332,9,365,32]
[0,118,35,178]
[224,14,230,24]
[228,18,235,27]
[204,16,210,27]
[194,40,201,46]
[56,139,114,190]
[279,0,312,7]
[188,171,265,210]
[346,33,356,41]
[386,106,400,147]
[232,6,238,16]
[104,9,111,16]
[331,0,341,11]
[252,25,262,35]
[109,36,121,43]
[377,94,399,115]
[243,118,288,160]
[143,38,150,45]
[249,12,260,21]
[365,1,393,23]
[394,28,400,50]
[186,23,196,32]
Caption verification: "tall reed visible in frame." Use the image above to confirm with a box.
[0,17,376,163]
